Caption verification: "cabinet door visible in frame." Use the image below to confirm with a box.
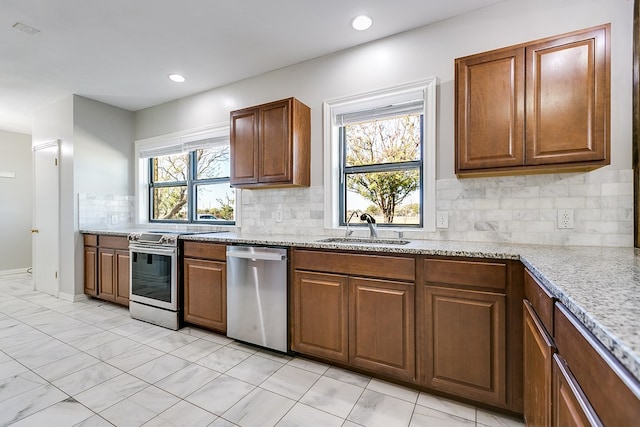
[524,300,555,427]
[350,277,415,381]
[423,286,506,406]
[114,250,130,306]
[98,248,116,302]
[525,25,609,165]
[84,247,98,296]
[552,355,602,427]
[292,271,349,363]
[183,258,227,333]
[259,99,291,183]
[230,107,259,185]
[455,47,525,171]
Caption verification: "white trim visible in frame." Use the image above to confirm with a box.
[134,123,240,226]
[58,291,88,302]
[323,77,438,232]
[0,268,31,276]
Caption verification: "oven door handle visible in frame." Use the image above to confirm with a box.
[226,250,286,262]
[129,246,177,256]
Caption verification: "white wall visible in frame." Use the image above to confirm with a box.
[33,95,134,297]
[135,0,633,182]
[0,130,33,271]
[134,0,634,247]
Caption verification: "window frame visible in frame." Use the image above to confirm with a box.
[323,78,437,232]
[134,123,240,228]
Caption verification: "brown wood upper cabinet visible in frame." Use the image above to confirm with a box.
[230,97,310,188]
[456,24,610,176]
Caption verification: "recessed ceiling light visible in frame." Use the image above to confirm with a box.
[351,15,372,31]
[168,74,186,83]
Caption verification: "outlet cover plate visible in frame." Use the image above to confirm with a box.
[557,209,574,229]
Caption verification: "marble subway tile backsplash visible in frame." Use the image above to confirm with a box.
[78,193,135,229]
[79,168,633,247]
[241,168,633,247]
[241,186,325,236]
[431,168,633,247]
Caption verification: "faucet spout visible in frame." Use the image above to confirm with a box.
[360,213,378,238]
[345,210,362,237]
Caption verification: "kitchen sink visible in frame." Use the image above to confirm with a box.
[316,237,411,245]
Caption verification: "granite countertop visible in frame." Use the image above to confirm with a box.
[82,228,640,383]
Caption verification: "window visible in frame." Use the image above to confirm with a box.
[324,78,437,231]
[150,146,234,223]
[135,124,237,225]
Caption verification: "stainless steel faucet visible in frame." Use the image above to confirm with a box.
[345,210,361,237]
[360,213,378,238]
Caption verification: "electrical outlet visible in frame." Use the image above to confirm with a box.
[436,211,449,229]
[110,215,118,225]
[557,209,574,229]
[275,210,283,223]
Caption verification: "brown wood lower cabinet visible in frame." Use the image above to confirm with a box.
[84,245,98,296]
[182,241,227,333]
[523,300,555,426]
[292,271,349,363]
[83,234,129,307]
[291,249,416,381]
[183,258,226,333]
[552,354,601,427]
[423,286,506,406]
[98,248,130,305]
[350,277,415,381]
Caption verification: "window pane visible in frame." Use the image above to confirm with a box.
[195,183,235,221]
[153,153,189,182]
[345,114,421,167]
[345,169,420,225]
[196,147,230,179]
[152,186,188,220]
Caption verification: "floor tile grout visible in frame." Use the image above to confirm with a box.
[0,273,524,427]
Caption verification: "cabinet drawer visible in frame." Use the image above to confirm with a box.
[183,241,226,261]
[293,249,415,282]
[83,234,98,246]
[554,304,640,426]
[524,269,554,333]
[98,235,128,250]
[424,259,506,290]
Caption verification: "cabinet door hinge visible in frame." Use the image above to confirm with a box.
[54,158,58,166]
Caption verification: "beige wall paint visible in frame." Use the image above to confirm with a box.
[0,129,33,271]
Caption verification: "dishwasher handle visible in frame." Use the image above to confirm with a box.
[226,250,286,262]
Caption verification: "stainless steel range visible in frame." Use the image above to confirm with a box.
[128,231,181,330]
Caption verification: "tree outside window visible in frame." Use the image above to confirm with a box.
[341,113,423,226]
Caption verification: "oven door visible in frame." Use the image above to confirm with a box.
[129,245,177,311]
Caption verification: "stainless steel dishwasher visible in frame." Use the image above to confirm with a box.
[226,246,288,352]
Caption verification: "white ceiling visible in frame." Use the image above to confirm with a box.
[0,0,505,135]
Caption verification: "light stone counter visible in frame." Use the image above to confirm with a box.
[81,229,640,382]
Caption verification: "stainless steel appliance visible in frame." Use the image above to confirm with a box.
[226,246,288,352]
[128,231,181,330]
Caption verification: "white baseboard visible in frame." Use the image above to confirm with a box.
[58,292,89,303]
[0,268,31,276]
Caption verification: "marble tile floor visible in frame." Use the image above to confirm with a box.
[0,272,525,427]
